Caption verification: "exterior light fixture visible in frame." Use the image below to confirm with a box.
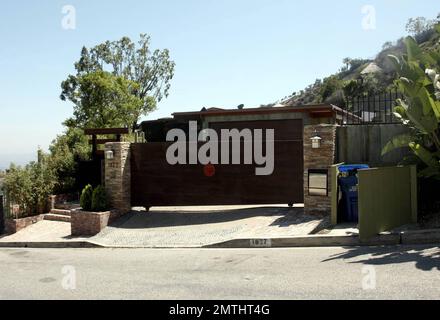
[311,130,322,149]
[105,149,114,160]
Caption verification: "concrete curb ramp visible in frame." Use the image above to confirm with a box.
[0,229,439,249]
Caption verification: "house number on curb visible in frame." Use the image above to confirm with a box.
[250,239,272,248]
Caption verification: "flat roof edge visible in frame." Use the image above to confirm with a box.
[172,104,336,117]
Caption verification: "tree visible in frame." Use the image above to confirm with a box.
[406,17,433,37]
[382,25,440,180]
[61,34,175,130]
[48,127,91,194]
[319,76,344,102]
[62,71,145,129]
[31,150,56,214]
[3,151,56,217]
[382,41,394,50]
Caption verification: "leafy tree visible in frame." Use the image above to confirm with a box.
[61,34,175,130]
[3,151,56,217]
[382,41,394,50]
[48,127,91,194]
[319,76,344,102]
[406,17,434,37]
[382,25,440,179]
[341,58,370,74]
[32,150,56,213]
[3,164,33,217]
[62,71,145,129]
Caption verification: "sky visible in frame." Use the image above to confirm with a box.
[0,0,438,168]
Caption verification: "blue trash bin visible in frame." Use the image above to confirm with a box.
[338,164,369,222]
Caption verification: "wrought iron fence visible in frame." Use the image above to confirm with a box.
[341,89,404,125]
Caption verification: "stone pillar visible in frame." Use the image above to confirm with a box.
[303,124,337,215]
[104,142,131,213]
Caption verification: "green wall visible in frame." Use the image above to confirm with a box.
[358,166,417,241]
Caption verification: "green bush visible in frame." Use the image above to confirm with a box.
[383,26,440,180]
[3,150,56,218]
[80,184,93,211]
[91,185,108,212]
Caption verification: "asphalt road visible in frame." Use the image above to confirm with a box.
[0,245,439,300]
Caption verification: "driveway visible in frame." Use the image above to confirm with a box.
[91,205,328,247]
[0,205,328,247]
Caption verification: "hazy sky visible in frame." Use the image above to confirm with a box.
[0,0,438,168]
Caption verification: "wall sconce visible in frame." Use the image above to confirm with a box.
[105,149,114,160]
[311,130,322,149]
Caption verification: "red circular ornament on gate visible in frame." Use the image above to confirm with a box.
[203,164,216,177]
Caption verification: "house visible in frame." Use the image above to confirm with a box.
[138,104,358,142]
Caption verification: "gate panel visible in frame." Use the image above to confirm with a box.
[131,119,304,206]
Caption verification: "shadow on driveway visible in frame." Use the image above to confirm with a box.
[111,206,308,230]
[323,245,440,271]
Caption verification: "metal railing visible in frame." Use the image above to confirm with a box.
[341,89,403,125]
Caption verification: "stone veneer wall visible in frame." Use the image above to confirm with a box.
[104,142,131,213]
[303,124,337,215]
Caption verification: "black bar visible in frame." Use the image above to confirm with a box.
[0,195,4,234]
[84,128,129,135]
[389,90,392,123]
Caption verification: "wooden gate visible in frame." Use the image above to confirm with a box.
[131,119,304,207]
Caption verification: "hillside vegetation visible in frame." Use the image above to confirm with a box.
[274,14,440,107]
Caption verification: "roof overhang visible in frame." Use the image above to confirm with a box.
[172,104,339,118]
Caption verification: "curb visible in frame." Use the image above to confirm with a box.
[0,230,438,249]
[204,233,401,248]
[0,241,104,249]
[401,229,440,245]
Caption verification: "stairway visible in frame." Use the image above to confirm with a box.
[44,209,72,222]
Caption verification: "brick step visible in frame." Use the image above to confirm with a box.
[54,203,81,210]
[44,214,71,223]
[50,209,72,216]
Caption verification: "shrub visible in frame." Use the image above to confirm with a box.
[48,127,91,194]
[383,28,440,180]
[80,184,93,211]
[2,150,56,218]
[91,185,108,212]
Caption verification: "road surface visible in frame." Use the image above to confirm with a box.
[0,245,439,299]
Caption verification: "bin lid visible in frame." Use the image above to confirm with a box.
[338,164,369,173]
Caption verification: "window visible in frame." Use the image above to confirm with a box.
[308,169,328,196]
